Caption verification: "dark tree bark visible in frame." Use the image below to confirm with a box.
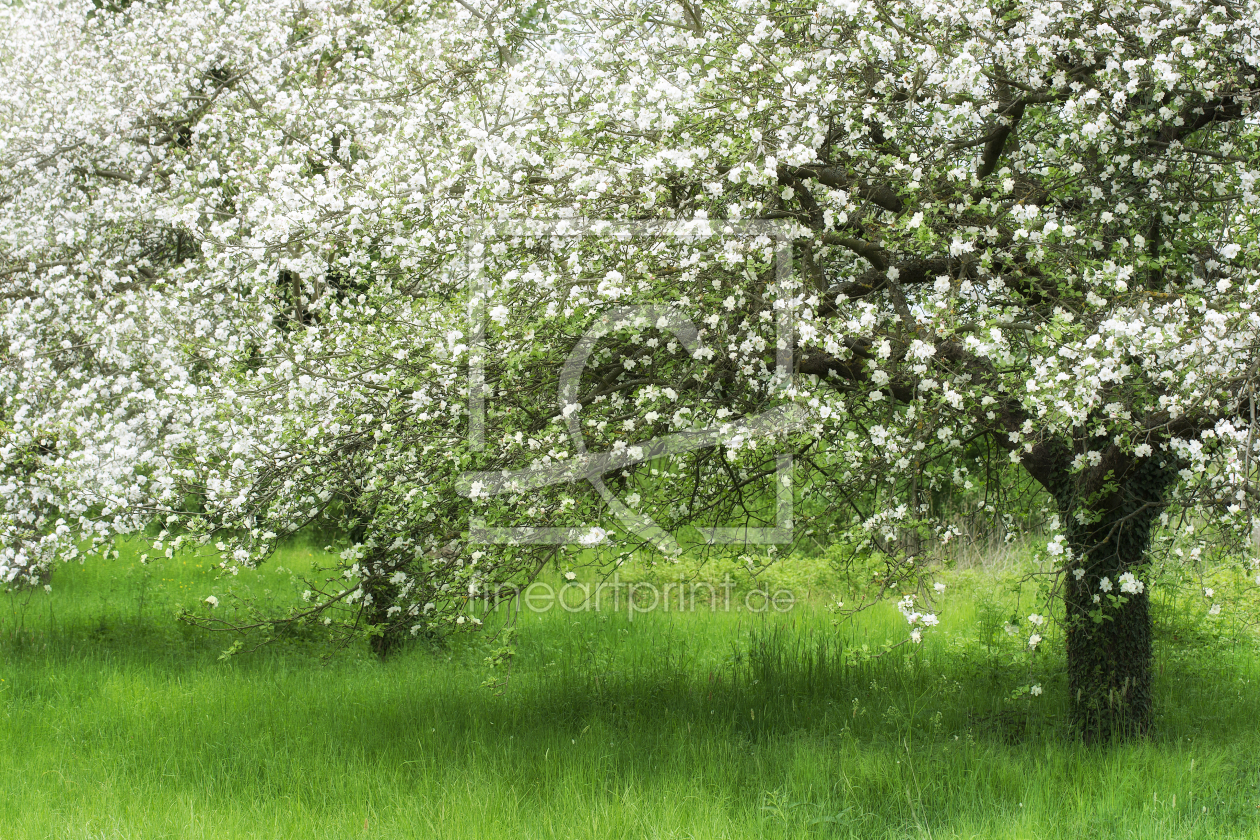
[348,517,407,658]
[1050,453,1178,742]
[361,553,407,658]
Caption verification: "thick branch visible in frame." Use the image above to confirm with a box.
[821,231,888,271]
[1160,93,1249,143]
[976,99,1026,180]
[781,164,904,214]
[825,255,972,302]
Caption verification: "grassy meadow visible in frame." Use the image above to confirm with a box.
[2,541,1260,839]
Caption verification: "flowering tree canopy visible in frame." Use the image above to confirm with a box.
[3,0,1259,740]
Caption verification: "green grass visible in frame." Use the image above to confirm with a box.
[2,543,1260,838]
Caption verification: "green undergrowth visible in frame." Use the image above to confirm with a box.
[1,541,1259,839]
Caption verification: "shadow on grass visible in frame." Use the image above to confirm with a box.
[3,590,1256,751]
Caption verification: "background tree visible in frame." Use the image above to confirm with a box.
[0,0,207,583]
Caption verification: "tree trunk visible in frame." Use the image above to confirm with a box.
[349,517,407,658]
[361,554,406,658]
[1058,456,1176,743]
[1064,552,1154,743]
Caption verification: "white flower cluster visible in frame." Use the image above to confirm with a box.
[898,595,940,644]
[1118,573,1144,596]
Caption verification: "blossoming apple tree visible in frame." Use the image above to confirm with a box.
[0,0,204,583]
[470,0,1260,742]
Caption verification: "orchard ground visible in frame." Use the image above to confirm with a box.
[2,542,1260,839]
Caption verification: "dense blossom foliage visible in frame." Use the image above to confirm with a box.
[2,0,1259,733]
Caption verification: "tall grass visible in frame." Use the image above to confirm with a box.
[1,542,1258,838]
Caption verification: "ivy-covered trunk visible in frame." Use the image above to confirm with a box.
[1058,456,1176,744]
[360,550,407,658]
[348,516,407,658]
[1063,538,1155,743]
